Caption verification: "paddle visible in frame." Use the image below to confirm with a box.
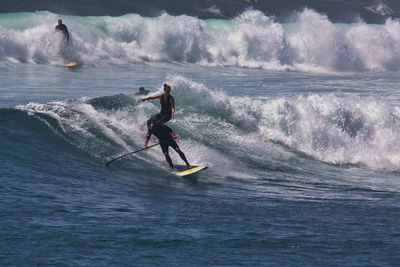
[105,142,161,167]
[105,137,175,167]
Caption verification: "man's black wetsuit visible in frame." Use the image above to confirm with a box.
[55,23,69,41]
[146,123,178,154]
[147,94,174,128]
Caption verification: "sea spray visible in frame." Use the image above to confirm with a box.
[2,10,400,72]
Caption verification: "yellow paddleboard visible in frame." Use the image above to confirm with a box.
[174,165,208,177]
[66,61,78,67]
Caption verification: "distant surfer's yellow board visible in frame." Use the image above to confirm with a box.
[174,165,208,177]
[65,61,78,67]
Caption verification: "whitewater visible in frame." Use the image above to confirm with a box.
[2,6,400,266]
[2,9,400,72]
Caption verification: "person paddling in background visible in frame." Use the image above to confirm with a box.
[55,19,69,45]
[134,87,151,96]
[140,83,175,129]
[144,118,191,171]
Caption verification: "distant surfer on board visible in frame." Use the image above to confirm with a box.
[134,87,151,96]
[144,118,191,171]
[140,83,175,129]
[55,19,69,45]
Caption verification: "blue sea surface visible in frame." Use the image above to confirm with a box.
[2,2,400,266]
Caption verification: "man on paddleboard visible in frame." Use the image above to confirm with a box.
[144,119,191,171]
[140,83,175,129]
[55,19,69,45]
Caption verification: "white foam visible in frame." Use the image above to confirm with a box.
[258,94,400,171]
[3,10,400,72]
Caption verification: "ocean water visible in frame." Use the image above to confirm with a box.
[2,2,400,266]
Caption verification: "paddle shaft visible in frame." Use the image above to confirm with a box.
[105,138,174,167]
[105,142,160,167]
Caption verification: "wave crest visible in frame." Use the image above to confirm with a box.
[2,10,400,72]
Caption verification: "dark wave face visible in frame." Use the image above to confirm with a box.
[1,0,399,23]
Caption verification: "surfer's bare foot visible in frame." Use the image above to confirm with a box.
[187,165,192,169]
